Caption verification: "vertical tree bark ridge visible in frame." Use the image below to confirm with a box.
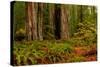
[38,3,43,40]
[25,2,33,41]
[61,5,69,40]
[31,3,38,40]
[29,3,33,40]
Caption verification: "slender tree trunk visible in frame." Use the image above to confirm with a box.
[49,4,55,39]
[37,3,43,40]
[60,5,69,40]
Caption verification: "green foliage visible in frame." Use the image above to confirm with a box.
[72,6,97,45]
[14,28,26,41]
[67,56,85,62]
[69,5,78,37]
[73,21,96,45]
[43,4,55,39]
[49,43,73,53]
[13,41,97,65]
[13,41,73,65]
[13,2,25,39]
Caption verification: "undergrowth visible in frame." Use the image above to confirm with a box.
[13,40,97,66]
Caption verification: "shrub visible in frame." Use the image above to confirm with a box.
[15,28,26,41]
[73,21,96,45]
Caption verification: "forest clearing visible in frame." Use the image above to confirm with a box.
[11,1,97,66]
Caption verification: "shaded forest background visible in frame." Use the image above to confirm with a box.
[12,1,97,66]
[13,2,97,44]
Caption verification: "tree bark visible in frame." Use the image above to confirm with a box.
[25,2,32,41]
[60,5,69,40]
[31,3,38,40]
[37,3,43,40]
[25,2,38,40]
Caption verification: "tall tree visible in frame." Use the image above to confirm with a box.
[25,2,37,40]
[37,3,44,40]
[25,2,32,41]
[60,5,69,40]
[31,3,38,40]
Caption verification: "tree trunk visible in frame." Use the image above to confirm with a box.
[31,3,38,40]
[25,2,38,40]
[25,2,32,41]
[37,3,43,40]
[49,4,55,39]
[60,5,69,40]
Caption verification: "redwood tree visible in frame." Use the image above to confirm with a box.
[37,3,44,40]
[25,2,38,40]
[60,5,69,40]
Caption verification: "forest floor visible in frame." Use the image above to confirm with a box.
[13,40,97,66]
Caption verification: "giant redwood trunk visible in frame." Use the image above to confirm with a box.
[25,2,37,40]
[60,5,69,40]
